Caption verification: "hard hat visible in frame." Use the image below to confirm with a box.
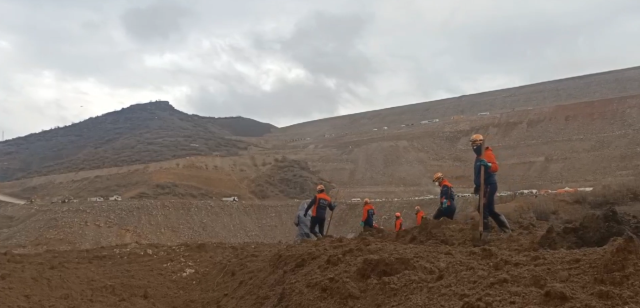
[432,172,444,183]
[364,198,370,204]
[316,184,325,192]
[395,212,401,217]
[470,134,484,146]
[415,206,421,211]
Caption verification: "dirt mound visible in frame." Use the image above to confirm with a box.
[538,207,640,250]
[2,222,640,308]
[248,156,335,200]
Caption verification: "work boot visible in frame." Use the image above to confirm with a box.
[496,215,512,233]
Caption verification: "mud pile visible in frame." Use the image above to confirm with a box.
[538,207,640,250]
[2,217,639,308]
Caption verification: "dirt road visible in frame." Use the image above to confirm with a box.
[0,193,24,204]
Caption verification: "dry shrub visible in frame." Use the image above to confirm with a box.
[570,181,640,209]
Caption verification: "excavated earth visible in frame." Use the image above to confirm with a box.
[2,207,640,308]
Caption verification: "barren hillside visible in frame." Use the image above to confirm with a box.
[0,101,276,182]
[272,66,640,138]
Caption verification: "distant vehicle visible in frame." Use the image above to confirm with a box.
[373,128,378,131]
[478,112,490,116]
[420,119,439,124]
[401,124,406,127]
[383,127,388,130]
[109,195,122,201]
[351,198,362,202]
[88,197,104,202]
[222,196,239,202]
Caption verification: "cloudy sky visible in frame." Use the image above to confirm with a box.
[1,0,640,139]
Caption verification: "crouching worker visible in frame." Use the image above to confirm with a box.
[395,213,404,232]
[432,172,457,220]
[415,206,425,226]
[304,185,336,238]
[360,198,376,229]
[294,200,317,243]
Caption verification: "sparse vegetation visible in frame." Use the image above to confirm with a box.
[0,101,276,181]
[249,156,335,200]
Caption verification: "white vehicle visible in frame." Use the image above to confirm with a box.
[108,195,122,201]
[420,119,439,124]
[478,112,490,116]
[577,187,594,192]
[351,198,362,202]
[88,197,104,202]
[222,197,239,202]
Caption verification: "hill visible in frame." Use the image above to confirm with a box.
[0,101,276,182]
[273,66,640,138]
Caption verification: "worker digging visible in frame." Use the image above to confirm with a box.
[361,198,376,229]
[470,134,512,238]
[432,172,457,220]
[303,185,337,238]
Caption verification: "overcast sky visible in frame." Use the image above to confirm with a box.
[1,0,640,139]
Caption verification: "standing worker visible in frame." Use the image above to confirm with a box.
[361,198,376,228]
[304,185,337,238]
[415,206,425,226]
[470,134,512,236]
[394,213,403,232]
[432,172,457,220]
[293,200,317,243]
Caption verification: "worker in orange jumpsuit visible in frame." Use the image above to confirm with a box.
[360,198,376,228]
[415,206,425,226]
[470,134,511,236]
[394,213,403,232]
[303,184,337,238]
[432,172,457,220]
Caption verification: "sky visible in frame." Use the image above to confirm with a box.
[1,0,640,139]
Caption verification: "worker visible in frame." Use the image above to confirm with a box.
[415,206,425,226]
[304,184,337,238]
[293,200,318,243]
[394,213,403,232]
[360,198,376,228]
[470,134,512,236]
[432,172,457,220]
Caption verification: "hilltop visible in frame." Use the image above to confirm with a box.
[0,101,276,182]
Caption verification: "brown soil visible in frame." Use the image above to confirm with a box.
[538,207,640,250]
[2,215,640,308]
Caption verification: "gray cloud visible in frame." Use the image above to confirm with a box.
[1,0,640,138]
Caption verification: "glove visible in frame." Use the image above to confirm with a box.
[441,200,448,208]
[332,203,338,210]
[303,212,308,218]
[360,222,364,227]
[294,222,299,227]
[478,159,492,168]
[473,186,480,195]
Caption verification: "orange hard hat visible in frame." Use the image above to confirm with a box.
[470,134,484,146]
[395,212,401,217]
[432,172,444,183]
